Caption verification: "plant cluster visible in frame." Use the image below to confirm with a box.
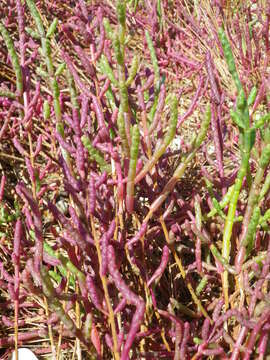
[1,0,270,359]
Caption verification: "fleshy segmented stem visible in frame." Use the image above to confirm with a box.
[126,125,140,213]
[135,94,178,184]
[145,103,211,222]
[0,22,23,96]
[235,144,270,272]
[219,27,253,309]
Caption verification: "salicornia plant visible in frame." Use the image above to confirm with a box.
[1,1,270,359]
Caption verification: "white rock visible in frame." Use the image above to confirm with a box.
[11,348,38,360]
[171,136,182,150]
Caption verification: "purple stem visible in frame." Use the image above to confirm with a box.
[248,255,270,316]
[0,105,14,139]
[158,310,184,327]
[13,137,27,156]
[0,260,14,283]
[25,158,35,184]
[168,50,200,69]
[212,298,224,322]
[205,51,220,104]
[202,318,210,341]
[201,347,225,356]
[75,46,95,77]
[23,205,34,230]
[245,22,252,71]
[16,183,43,272]
[78,0,89,21]
[177,74,205,128]
[60,155,82,192]
[121,303,145,360]
[107,245,145,360]
[88,175,96,215]
[258,331,268,359]
[263,5,270,52]
[80,95,89,129]
[0,329,47,347]
[61,50,94,98]
[127,221,148,247]
[100,220,116,276]
[147,245,170,287]
[140,74,155,92]
[99,79,111,100]
[230,326,248,360]
[75,136,86,179]
[91,96,110,140]
[210,102,224,183]
[86,275,104,312]
[252,82,265,114]
[0,174,6,202]
[93,8,105,62]
[105,333,113,350]
[180,322,190,360]
[114,298,126,315]
[243,311,270,360]
[12,219,22,304]
[174,322,182,360]
[33,135,43,157]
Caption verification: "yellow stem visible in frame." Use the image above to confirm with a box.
[90,215,120,360]
[14,299,18,360]
[160,217,213,324]
[44,297,56,360]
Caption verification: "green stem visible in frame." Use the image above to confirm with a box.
[0,22,23,96]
